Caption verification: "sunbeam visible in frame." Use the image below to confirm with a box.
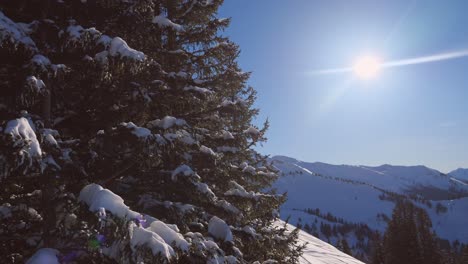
[308,49,468,77]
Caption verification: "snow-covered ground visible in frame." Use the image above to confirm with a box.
[285,222,364,264]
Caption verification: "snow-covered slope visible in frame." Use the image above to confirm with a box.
[449,168,468,183]
[272,155,468,260]
[287,223,364,264]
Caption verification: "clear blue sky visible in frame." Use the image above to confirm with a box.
[219,0,468,172]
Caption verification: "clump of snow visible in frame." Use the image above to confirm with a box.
[184,85,213,94]
[200,145,217,156]
[216,200,241,215]
[148,116,187,129]
[244,126,260,136]
[202,239,220,251]
[164,130,195,145]
[242,165,257,175]
[31,54,51,67]
[201,0,215,6]
[66,24,85,40]
[122,122,152,138]
[224,181,263,200]
[147,221,190,252]
[194,182,216,198]
[4,117,42,157]
[242,225,258,238]
[152,15,184,32]
[41,129,59,147]
[108,37,145,61]
[98,35,112,47]
[26,248,60,264]
[221,130,234,140]
[208,216,233,242]
[130,223,175,259]
[0,11,37,51]
[79,184,139,220]
[26,76,46,92]
[219,98,247,108]
[171,164,198,181]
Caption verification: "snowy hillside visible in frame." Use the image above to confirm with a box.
[287,223,364,264]
[272,155,468,260]
[449,168,468,183]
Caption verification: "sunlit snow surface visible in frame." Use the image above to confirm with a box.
[282,222,364,264]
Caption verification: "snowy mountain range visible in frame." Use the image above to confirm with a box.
[271,155,468,261]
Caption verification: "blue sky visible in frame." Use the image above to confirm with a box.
[219,0,468,172]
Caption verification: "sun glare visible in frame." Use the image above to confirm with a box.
[353,55,381,79]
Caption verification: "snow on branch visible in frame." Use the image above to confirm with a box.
[200,145,217,156]
[0,11,37,52]
[171,164,199,181]
[208,216,233,242]
[64,23,145,62]
[152,15,184,32]
[224,181,265,200]
[25,76,46,93]
[219,98,247,108]
[218,130,235,140]
[244,126,261,137]
[108,37,146,61]
[78,183,190,260]
[4,117,42,158]
[147,116,187,129]
[79,183,140,220]
[122,122,152,139]
[183,85,213,94]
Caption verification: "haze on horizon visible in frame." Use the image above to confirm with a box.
[220,0,468,173]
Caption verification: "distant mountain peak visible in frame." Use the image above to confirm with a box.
[271,155,468,198]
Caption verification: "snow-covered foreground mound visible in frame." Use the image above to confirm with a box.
[285,223,364,264]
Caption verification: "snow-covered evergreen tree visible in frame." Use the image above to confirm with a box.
[0,1,302,263]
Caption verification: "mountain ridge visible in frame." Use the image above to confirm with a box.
[271,155,468,261]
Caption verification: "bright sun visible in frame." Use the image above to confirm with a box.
[353,55,381,79]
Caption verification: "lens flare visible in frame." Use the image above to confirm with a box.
[308,49,468,78]
[353,55,381,79]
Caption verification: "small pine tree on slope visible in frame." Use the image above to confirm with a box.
[0,0,303,263]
